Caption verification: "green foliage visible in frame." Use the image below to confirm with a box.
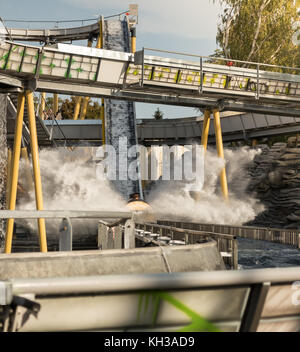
[137,291,220,332]
[213,0,300,69]
[153,107,164,120]
[59,96,101,120]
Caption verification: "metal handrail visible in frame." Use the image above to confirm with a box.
[36,92,70,147]
[143,47,300,73]
[135,222,238,269]
[8,266,300,295]
[2,11,129,26]
[137,46,300,102]
[0,210,133,219]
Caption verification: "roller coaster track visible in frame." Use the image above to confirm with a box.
[1,10,132,43]
[1,22,101,43]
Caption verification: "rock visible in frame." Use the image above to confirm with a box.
[287,136,297,147]
[246,138,300,228]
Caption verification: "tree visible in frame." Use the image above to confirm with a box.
[53,96,101,120]
[214,0,299,68]
[153,107,164,120]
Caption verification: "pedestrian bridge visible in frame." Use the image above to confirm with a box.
[1,40,300,116]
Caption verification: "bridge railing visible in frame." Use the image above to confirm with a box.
[135,222,238,270]
[132,47,300,103]
[0,210,133,252]
[158,220,300,249]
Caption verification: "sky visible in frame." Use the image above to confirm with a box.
[1,0,222,118]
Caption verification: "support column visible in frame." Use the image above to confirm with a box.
[130,27,136,54]
[96,16,105,144]
[26,90,47,252]
[0,94,8,252]
[213,109,229,200]
[201,110,211,151]
[100,100,105,144]
[96,17,103,49]
[5,93,25,253]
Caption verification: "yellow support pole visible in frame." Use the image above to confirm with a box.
[130,27,136,54]
[213,109,229,200]
[100,100,105,144]
[96,16,105,144]
[26,90,47,253]
[39,92,46,120]
[5,93,25,253]
[96,17,103,49]
[53,93,59,115]
[201,110,211,151]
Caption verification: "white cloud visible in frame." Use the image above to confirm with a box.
[60,0,221,40]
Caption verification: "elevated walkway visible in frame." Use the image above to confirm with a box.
[0,41,300,116]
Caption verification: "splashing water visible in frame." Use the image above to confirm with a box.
[147,147,264,225]
[16,146,264,232]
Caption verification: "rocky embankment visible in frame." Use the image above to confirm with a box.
[247,137,300,229]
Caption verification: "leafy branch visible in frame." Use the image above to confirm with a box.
[137,291,220,332]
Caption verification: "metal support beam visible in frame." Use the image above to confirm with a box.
[100,100,105,144]
[0,94,8,252]
[59,218,73,251]
[201,109,211,151]
[130,27,136,54]
[96,16,106,144]
[96,17,103,50]
[0,210,133,219]
[5,93,25,254]
[124,219,135,249]
[239,282,270,332]
[213,109,229,200]
[25,90,47,253]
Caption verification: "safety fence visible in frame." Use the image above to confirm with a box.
[135,222,238,270]
[158,221,300,249]
[0,210,133,253]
